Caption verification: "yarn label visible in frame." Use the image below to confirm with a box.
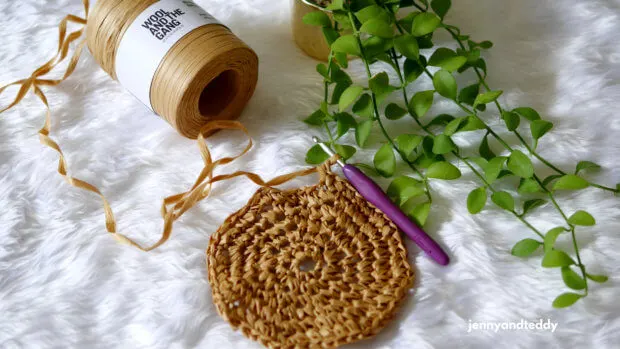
[115,0,224,110]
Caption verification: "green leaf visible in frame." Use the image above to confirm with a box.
[414,153,443,169]
[322,27,340,46]
[491,191,514,211]
[369,72,395,104]
[459,116,486,131]
[544,227,566,253]
[513,107,541,121]
[586,273,609,283]
[467,187,487,214]
[552,293,582,308]
[501,111,521,131]
[507,150,534,178]
[427,161,461,180]
[427,114,454,127]
[352,93,373,118]
[485,156,507,184]
[336,113,357,137]
[553,175,589,191]
[511,239,542,257]
[422,136,434,155]
[433,70,457,100]
[404,58,425,82]
[331,81,351,105]
[518,178,541,194]
[479,134,496,160]
[531,120,553,140]
[303,109,325,126]
[303,11,332,27]
[387,176,425,205]
[543,174,563,187]
[331,11,352,29]
[461,48,480,64]
[410,90,435,117]
[542,250,575,268]
[428,48,467,72]
[411,12,441,36]
[410,202,432,226]
[458,83,480,106]
[374,143,396,177]
[562,266,586,290]
[349,0,379,12]
[331,35,361,56]
[417,35,434,49]
[444,117,465,136]
[396,11,419,34]
[431,0,451,18]
[305,144,330,164]
[385,103,408,120]
[355,120,373,147]
[432,134,456,154]
[474,90,503,106]
[498,170,512,180]
[568,211,596,226]
[355,5,390,23]
[364,39,395,60]
[575,161,601,175]
[522,199,546,216]
[395,134,423,158]
[473,58,487,76]
[469,157,488,171]
[360,18,394,38]
[339,85,364,112]
[479,41,493,49]
[333,144,356,160]
[330,64,352,84]
[334,52,348,67]
[325,0,344,11]
[316,63,329,79]
[394,34,420,59]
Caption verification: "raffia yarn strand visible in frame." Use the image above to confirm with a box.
[86,0,259,138]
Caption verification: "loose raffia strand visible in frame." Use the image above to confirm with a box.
[0,0,319,252]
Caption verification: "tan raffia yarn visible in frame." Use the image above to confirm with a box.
[87,0,259,138]
[208,158,415,349]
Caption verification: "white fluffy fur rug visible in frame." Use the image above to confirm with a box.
[1,0,620,348]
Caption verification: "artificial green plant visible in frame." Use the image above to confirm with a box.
[301,0,616,308]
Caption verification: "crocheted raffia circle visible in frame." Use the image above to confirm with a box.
[207,161,414,349]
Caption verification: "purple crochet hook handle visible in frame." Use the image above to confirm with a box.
[314,138,450,266]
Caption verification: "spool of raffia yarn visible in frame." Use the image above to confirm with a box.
[87,0,259,138]
[0,0,260,249]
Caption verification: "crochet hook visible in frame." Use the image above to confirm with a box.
[313,138,450,266]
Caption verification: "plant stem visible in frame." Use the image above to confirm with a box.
[385,40,545,238]
[440,24,618,194]
[416,10,591,290]
[440,64,589,283]
[346,10,433,202]
[322,50,337,144]
[443,73,590,282]
[535,176,589,295]
[412,2,426,12]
